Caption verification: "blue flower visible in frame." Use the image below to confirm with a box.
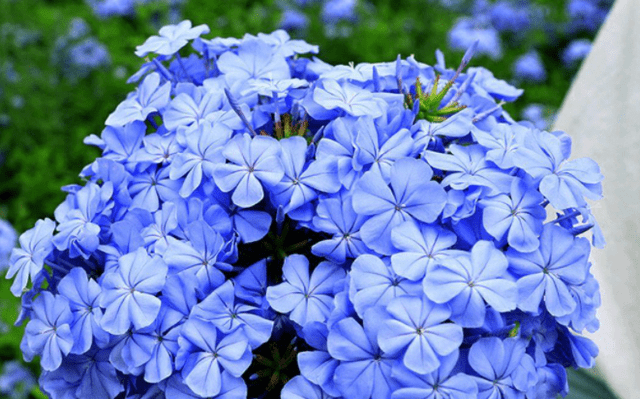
[507,224,591,317]
[567,0,606,33]
[175,317,251,397]
[164,219,231,286]
[489,1,531,33]
[40,347,124,399]
[353,116,413,180]
[129,166,181,212]
[135,20,210,57]
[57,267,109,354]
[209,188,272,243]
[254,29,319,57]
[467,66,524,102]
[169,122,231,197]
[520,104,553,131]
[105,72,171,127]
[411,108,474,153]
[88,0,136,18]
[448,18,502,60]
[267,255,345,327]
[68,18,89,40]
[315,116,363,188]
[217,38,291,84]
[513,130,603,210]
[281,375,335,399]
[271,136,341,218]
[140,201,179,253]
[526,363,568,399]
[243,77,309,98]
[555,270,601,333]
[0,361,36,399]
[562,39,592,67]
[213,133,285,208]
[326,314,398,399]
[164,371,247,398]
[100,121,145,169]
[472,123,527,170]
[24,291,74,371]
[423,241,517,327]
[53,183,113,259]
[391,352,478,399]
[0,219,17,272]
[513,51,546,83]
[233,259,267,307]
[480,178,546,252]
[99,247,168,334]
[322,0,357,24]
[349,254,422,318]
[378,295,463,373]
[135,132,181,165]
[311,192,369,264]
[390,221,458,281]
[468,337,537,398]
[162,88,226,132]
[191,281,274,348]
[7,218,55,296]
[68,37,110,71]
[297,349,341,397]
[308,79,385,119]
[280,10,309,31]
[125,305,182,383]
[352,158,447,254]
[425,144,514,194]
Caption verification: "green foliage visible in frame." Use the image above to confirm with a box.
[564,367,620,399]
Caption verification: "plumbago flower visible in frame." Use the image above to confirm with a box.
[7,20,604,399]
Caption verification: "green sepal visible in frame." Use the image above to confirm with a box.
[407,76,467,123]
[266,113,310,140]
[508,321,521,337]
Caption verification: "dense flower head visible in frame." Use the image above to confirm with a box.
[8,20,604,398]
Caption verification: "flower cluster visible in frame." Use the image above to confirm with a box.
[447,0,613,79]
[51,18,111,80]
[86,0,184,19]
[0,361,36,399]
[521,103,556,131]
[278,0,360,37]
[561,39,593,68]
[513,50,546,83]
[7,20,604,399]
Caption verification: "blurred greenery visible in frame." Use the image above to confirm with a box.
[0,0,619,397]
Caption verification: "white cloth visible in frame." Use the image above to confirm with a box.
[552,0,640,397]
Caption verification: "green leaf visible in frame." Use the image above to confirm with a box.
[563,368,619,399]
[31,386,49,399]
